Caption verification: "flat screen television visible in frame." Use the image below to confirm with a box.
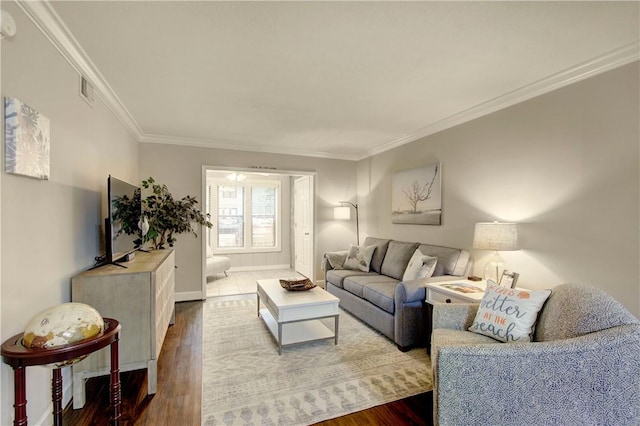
[106,175,141,264]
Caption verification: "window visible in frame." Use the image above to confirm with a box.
[218,185,244,248]
[210,179,280,253]
[251,186,277,248]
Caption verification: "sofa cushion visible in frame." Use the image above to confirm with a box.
[343,244,376,272]
[468,281,551,343]
[325,269,376,289]
[402,249,438,281]
[363,282,397,314]
[417,244,471,276]
[343,274,398,298]
[534,283,640,342]
[362,237,391,273]
[381,241,419,280]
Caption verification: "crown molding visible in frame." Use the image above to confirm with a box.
[359,42,640,161]
[18,1,638,162]
[140,133,359,161]
[16,0,144,139]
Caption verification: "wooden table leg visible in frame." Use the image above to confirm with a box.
[52,368,63,426]
[13,366,27,426]
[109,336,122,425]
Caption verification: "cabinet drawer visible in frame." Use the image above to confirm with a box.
[426,288,470,304]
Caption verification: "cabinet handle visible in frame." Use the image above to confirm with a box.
[445,298,452,303]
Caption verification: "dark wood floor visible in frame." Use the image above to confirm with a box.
[63,300,432,425]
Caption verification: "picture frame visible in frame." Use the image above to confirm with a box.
[391,163,442,225]
[499,270,519,288]
[4,97,50,180]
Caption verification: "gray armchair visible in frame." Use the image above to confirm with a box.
[431,283,640,426]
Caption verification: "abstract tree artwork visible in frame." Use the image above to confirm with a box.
[4,97,50,180]
[391,163,442,225]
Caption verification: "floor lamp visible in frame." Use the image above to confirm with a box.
[472,221,519,282]
[334,201,359,245]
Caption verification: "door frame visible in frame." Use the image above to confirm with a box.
[200,165,317,299]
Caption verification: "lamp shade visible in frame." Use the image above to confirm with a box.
[473,222,519,251]
[334,206,351,220]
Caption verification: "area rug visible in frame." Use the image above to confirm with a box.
[202,298,432,425]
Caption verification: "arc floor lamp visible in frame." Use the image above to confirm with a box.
[334,201,359,245]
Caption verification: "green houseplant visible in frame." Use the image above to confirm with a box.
[113,177,212,250]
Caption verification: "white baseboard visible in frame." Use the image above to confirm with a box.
[229,264,291,272]
[175,291,204,302]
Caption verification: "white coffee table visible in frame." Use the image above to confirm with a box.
[256,279,340,354]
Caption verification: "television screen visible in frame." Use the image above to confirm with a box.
[107,175,141,263]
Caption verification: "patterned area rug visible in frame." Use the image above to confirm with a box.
[202,298,432,425]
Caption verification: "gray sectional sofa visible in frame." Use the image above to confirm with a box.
[322,237,473,351]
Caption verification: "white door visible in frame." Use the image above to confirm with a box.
[294,176,313,280]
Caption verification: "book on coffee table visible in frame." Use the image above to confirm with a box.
[439,282,484,294]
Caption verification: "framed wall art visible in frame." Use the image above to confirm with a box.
[391,163,441,225]
[4,97,50,180]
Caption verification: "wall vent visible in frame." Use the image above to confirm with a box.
[79,76,94,106]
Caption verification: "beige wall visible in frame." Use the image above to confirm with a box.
[0,4,139,424]
[358,62,640,317]
[139,143,357,297]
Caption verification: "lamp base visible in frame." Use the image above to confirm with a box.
[483,252,505,283]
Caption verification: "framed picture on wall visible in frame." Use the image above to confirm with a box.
[391,162,442,225]
[4,97,50,180]
[499,270,519,288]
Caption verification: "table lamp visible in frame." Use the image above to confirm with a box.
[473,221,519,282]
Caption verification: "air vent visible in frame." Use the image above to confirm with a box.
[79,76,94,106]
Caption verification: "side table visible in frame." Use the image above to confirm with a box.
[1,318,122,426]
[424,279,488,353]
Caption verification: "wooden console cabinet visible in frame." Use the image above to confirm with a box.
[71,249,175,409]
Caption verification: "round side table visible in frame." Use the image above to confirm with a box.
[1,318,122,426]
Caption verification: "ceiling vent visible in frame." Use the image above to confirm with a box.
[79,76,94,107]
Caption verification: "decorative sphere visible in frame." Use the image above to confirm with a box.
[23,302,104,349]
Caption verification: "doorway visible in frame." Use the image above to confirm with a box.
[201,167,315,298]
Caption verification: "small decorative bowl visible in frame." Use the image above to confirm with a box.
[279,278,316,291]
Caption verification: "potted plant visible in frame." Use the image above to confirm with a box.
[113,177,212,249]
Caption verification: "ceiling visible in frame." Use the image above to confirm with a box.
[39,1,640,160]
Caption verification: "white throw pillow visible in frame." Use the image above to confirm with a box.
[343,245,376,272]
[206,244,213,259]
[468,281,551,343]
[402,249,438,281]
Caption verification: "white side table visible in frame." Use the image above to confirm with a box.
[424,279,488,353]
[425,279,488,304]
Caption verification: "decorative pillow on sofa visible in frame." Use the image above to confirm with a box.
[343,245,376,272]
[402,249,438,281]
[325,252,348,270]
[468,281,551,343]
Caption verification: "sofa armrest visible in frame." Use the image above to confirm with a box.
[392,279,430,349]
[394,278,428,304]
[321,251,349,273]
[432,303,479,330]
[435,324,640,425]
